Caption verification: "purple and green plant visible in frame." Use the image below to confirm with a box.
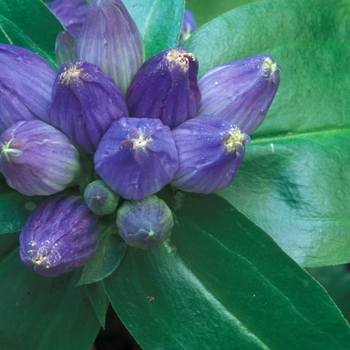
[0,0,350,349]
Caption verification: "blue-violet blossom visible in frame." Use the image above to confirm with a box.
[0,120,80,196]
[94,117,179,200]
[198,54,281,134]
[171,115,250,194]
[20,195,100,277]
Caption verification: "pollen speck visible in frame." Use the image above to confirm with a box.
[262,57,281,79]
[224,128,250,155]
[166,49,195,73]
[133,135,151,149]
[59,63,84,84]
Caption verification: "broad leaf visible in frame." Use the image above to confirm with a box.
[0,178,42,234]
[186,0,256,26]
[0,0,64,67]
[0,233,100,350]
[77,227,127,285]
[185,0,350,266]
[307,265,350,323]
[123,0,185,59]
[104,194,350,349]
[85,282,108,329]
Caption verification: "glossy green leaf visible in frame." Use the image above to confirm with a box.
[0,180,42,234]
[85,282,108,329]
[123,0,185,59]
[0,233,100,350]
[186,0,350,76]
[104,193,350,349]
[185,0,350,266]
[307,265,350,323]
[0,0,64,67]
[77,227,127,285]
[186,0,256,26]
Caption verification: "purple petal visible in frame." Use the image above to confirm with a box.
[126,48,201,129]
[77,0,144,95]
[0,120,80,196]
[179,9,197,45]
[171,115,250,193]
[198,54,281,134]
[50,61,128,153]
[0,44,56,133]
[94,118,179,200]
[19,195,99,277]
[48,0,88,37]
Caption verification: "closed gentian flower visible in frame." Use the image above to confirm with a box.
[50,61,128,153]
[84,180,120,216]
[94,117,179,200]
[78,0,145,95]
[116,195,173,250]
[171,115,250,194]
[55,31,78,66]
[198,54,281,134]
[48,0,88,37]
[126,48,201,129]
[179,9,197,45]
[0,120,80,196]
[19,195,100,277]
[0,44,56,133]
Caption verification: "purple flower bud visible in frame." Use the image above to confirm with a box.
[50,61,128,153]
[179,9,197,45]
[77,0,145,95]
[126,48,201,129]
[84,180,120,216]
[0,44,56,133]
[94,118,179,200]
[198,55,281,134]
[48,0,88,37]
[0,120,80,196]
[171,115,250,194]
[116,195,173,250]
[55,31,78,66]
[19,195,100,277]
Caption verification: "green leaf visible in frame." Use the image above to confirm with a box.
[0,184,42,234]
[104,194,350,349]
[123,0,185,59]
[0,0,64,67]
[85,282,108,329]
[0,233,100,350]
[186,0,350,76]
[307,265,350,323]
[186,0,256,27]
[185,0,350,266]
[77,227,127,285]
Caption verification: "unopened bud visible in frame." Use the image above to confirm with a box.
[19,195,100,277]
[198,54,281,134]
[0,120,80,196]
[126,48,201,129]
[78,0,145,95]
[116,195,173,250]
[0,44,55,133]
[171,115,250,193]
[94,118,179,200]
[50,61,128,153]
[84,180,120,216]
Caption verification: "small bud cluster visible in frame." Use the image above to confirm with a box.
[0,0,281,277]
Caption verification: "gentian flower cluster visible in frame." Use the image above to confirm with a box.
[0,0,280,277]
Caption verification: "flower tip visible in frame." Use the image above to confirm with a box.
[261,56,282,81]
